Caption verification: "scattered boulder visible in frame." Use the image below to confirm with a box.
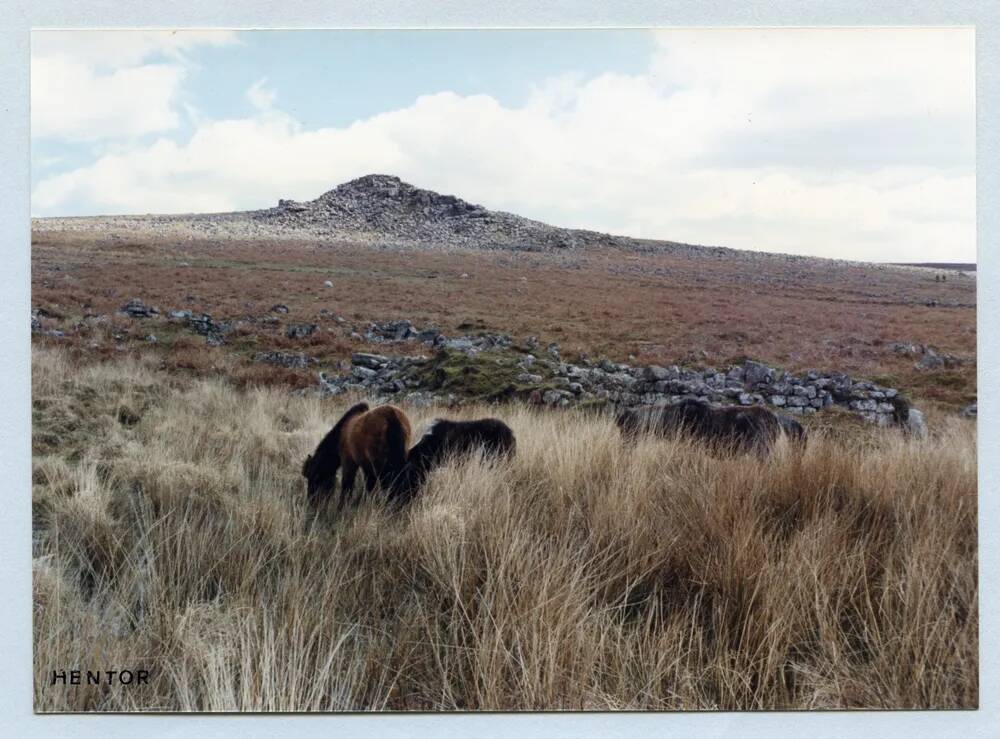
[253,351,316,369]
[915,350,945,370]
[364,319,419,343]
[120,298,159,318]
[286,323,318,339]
[187,313,232,344]
[278,198,309,212]
[352,352,389,369]
[744,360,775,386]
[31,308,66,339]
[888,341,923,356]
[888,342,964,370]
[903,408,928,438]
[542,389,571,406]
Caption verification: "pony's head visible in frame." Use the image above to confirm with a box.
[671,399,713,431]
[408,419,450,468]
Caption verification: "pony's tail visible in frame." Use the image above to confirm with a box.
[382,415,410,503]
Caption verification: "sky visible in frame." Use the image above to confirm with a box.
[30,29,975,262]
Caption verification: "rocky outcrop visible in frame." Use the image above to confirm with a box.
[312,321,923,429]
[252,174,658,251]
[361,319,512,354]
[119,298,159,318]
[286,323,318,340]
[31,307,65,338]
[252,351,317,369]
[54,297,937,431]
[888,341,963,370]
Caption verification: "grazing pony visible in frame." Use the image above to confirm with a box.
[302,402,412,510]
[616,399,803,456]
[775,414,807,446]
[397,418,516,504]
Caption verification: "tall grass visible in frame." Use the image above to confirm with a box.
[31,345,978,711]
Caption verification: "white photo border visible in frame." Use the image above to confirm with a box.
[2,1,996,737]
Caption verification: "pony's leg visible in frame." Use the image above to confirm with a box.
[378,466,402,504]
[338,459,359,512]
[361,463,378,502]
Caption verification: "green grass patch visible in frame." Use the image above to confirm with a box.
[406,347,556,403]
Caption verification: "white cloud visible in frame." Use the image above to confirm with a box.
[246,78,277,112]
[651,28,975,123]
[31,30,237,141]
[31,29,975,262]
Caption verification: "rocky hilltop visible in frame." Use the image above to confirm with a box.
[32,174,714,254]
[261,174,699,252]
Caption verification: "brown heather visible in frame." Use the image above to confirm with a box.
[32,344,977,711]
[31,233,977,409]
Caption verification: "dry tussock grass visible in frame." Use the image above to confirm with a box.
[31,345,977,711]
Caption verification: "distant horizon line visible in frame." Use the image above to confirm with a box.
[29,173,977,267]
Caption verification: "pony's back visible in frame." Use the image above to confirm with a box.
[397,417,516,503]
[718,406,781,454]
[451,418,516,458]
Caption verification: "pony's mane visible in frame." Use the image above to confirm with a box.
[418,418,447,440]
[327,401,370,440]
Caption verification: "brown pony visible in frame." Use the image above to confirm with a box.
[302,402,412,510]
[617,399,804,456]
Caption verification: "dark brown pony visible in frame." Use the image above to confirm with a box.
[775,414,807,446]
[397,418,516,504]
[616,399,804,455]
[302,402,412,510]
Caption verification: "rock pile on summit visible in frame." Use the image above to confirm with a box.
[252,174,677,251]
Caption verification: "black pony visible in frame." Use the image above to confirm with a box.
[775,414,807,446]
[396,418,516,503]
[617,398,805,455]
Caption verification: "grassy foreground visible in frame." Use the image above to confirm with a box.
[31,346,977,711]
